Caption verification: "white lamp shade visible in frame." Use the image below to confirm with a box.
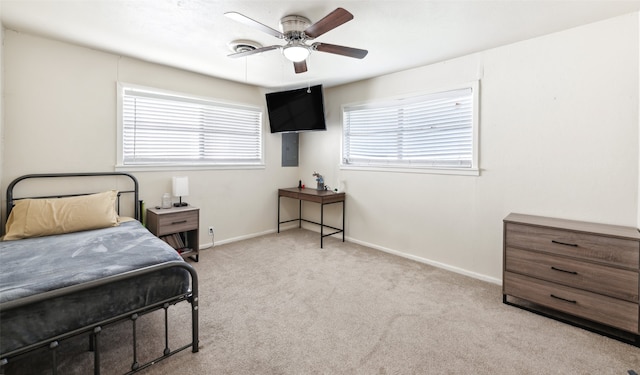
[172,176,189,197]
[283,45,309,62]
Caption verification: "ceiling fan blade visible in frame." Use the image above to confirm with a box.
[228,45,280,58]
[304,8,353,39]
[225,12,284,39]
[313,43,368,59]
[294,60,308,74]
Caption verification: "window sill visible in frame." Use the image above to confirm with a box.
[115,164,266,172]
[340,164,480,176]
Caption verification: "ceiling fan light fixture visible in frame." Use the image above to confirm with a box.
[283,44,309,62]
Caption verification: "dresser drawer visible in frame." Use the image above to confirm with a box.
[156,210,198,236]
[505,247,639,302]
[505,223,639,269]
[504,272,639,333]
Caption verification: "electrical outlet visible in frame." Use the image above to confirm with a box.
[208,226,214,235]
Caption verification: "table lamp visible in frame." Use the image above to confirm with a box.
[172,176,189,207]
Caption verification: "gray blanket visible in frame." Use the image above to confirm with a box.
[0,220,190,354]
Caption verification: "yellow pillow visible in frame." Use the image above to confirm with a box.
[3,190,119,241]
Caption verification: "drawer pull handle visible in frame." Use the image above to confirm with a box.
[171,220,188,225]
[550,266,578,275]
[550,294,577,304]
[551,240,578,247]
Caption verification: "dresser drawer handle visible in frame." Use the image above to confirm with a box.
[550,266,578,275]
[550,294,577,304]
[551,240,578,247]
[171,220,188,225]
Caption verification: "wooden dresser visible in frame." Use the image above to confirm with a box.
[503,213,640,346]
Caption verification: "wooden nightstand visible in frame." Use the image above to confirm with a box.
[147,206,199,262]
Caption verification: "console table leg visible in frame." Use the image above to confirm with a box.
[298,200,302,228]
[320,203,324,249]
[277,196,281,233]
[342,201,345,242]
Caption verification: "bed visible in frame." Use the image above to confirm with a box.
[0,172,199,374]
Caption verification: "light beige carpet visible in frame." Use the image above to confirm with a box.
[4,228,640,374]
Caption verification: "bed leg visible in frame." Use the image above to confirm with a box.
[130,314,140,371]
[92,327,102,375]
[163,303,171,356]
[191,295,199,353]
[49,341,59,375]
[88,328,97,352]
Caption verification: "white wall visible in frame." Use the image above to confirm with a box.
[1,30,298,246]
[1,26,4,203]
[3,13,638,283]
[301,12,640,283]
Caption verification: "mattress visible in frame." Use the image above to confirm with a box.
[0,220,190,355]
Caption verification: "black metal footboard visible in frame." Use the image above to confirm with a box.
[0,260,199,375]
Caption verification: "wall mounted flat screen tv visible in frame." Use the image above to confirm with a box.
[266,85,326,133]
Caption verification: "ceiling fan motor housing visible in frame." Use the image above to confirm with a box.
[280,15,311,40]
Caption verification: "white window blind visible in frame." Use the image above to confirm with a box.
[343,87,475,170]
[120,85,263,167]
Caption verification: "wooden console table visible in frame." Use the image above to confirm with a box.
[277,188,345,248]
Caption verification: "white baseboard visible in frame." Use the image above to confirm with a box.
[346,236,502,286]
[199,228,277,249]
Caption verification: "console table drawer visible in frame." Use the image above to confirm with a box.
[504,272,639,333]
[278,189,300,199]
[506,223,639,269]
[505,247,639,302]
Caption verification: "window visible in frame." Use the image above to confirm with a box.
[342,83,478,174]
[117,83,263,169]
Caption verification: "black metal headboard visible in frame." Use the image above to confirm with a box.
[6,172,140,221]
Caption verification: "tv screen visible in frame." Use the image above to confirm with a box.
[266,85,326,133]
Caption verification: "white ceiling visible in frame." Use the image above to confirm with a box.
[2,1,640,90]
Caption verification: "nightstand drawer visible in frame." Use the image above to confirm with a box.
[505,247,639,302]
[156,210,198,236]
[504,272,639,333]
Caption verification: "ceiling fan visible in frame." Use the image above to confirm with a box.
[224,8,368,74]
